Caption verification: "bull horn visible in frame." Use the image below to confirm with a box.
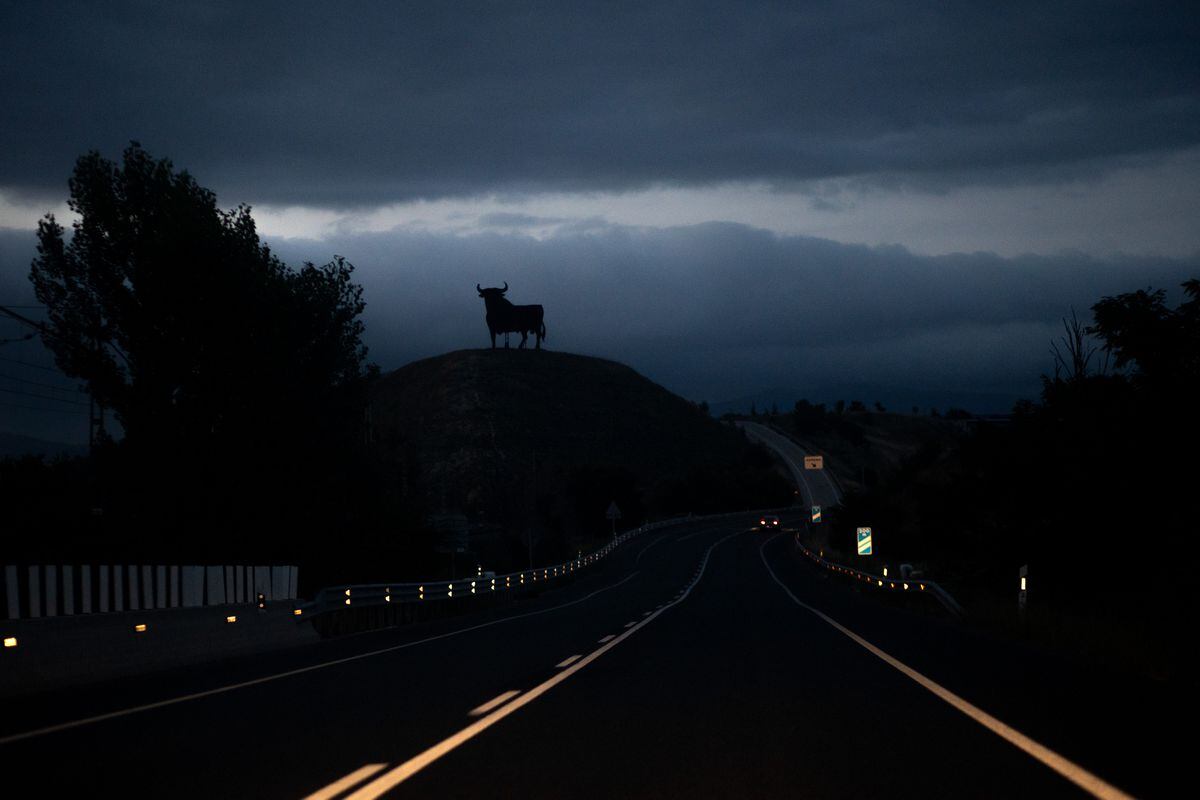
[501,281,508,292]
[476,283,483,292]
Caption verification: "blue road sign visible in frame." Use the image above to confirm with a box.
[856,527,873,555]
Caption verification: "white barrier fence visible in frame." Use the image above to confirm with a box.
[2,564,299,620]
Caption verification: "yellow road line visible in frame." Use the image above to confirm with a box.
[0,572,641,747]
[468,690,521,717]
[341,531,741,799]
[555,654,582,668]
[757,536,1135,800]
[301,763,388,800]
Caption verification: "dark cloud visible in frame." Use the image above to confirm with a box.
[2,1,1196,205]
[4,220,1197,444]
[264,221,1197,412]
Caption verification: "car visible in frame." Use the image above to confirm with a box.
[758,514,781,528]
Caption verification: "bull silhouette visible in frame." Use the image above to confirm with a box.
[477,282,546,349]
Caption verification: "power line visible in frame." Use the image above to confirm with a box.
[0,386,89,406]
[0,355,63,373]
[0,372,85,394]
[0,399,86,415]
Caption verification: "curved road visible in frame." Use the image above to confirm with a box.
[0,514,1178,798]
[738,420,843,509]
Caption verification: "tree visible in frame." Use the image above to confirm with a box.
[29,143,376,533]
[1090,280,1199,393]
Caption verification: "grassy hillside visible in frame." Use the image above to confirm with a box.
[752,407,970,493]
[370,349,791,572]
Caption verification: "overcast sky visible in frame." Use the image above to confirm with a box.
[2,1,1198,441]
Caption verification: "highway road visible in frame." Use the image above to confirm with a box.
[738,421,842,510]
[0,515,1179,798]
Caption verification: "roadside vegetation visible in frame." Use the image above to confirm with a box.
[754,282,1198,680]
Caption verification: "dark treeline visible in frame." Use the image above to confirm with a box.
[4,143,385,566]
[802,282,1199,678]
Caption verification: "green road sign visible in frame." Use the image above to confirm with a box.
[856,527,873,555]
[811,506,822,523]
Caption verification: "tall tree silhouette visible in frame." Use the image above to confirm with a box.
[30,143,375,536]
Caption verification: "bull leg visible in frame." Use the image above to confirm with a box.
[518,330,528,349]
[490,329,496,349]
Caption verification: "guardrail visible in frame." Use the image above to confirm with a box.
[792,532,965,618]
[302,507,795,619]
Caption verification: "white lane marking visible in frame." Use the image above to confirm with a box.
[598,635,615,643]
[301,763,388,800]
[0,571,642,747]
[642,611,652,616]
[757,537,1134,800]
[555,654,582,668]
[623,620,637,628]
[342,531,741,799]
[468,690,521,717]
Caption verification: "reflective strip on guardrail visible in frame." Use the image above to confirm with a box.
[791,533,965,618]
[302,507,795,617]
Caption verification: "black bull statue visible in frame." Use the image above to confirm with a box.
[477,283,546,349]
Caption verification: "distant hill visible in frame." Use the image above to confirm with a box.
[370,349,791,567]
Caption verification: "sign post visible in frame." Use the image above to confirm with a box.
[856,527,873,556]
[606,501,622,537]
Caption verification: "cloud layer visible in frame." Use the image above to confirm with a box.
[3,1,1196,205]
[3,218,1197,443]
[265,221,1198,409]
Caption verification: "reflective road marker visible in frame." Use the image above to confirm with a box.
[758,536,1133,800]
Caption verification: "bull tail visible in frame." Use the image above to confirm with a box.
[540,320,547,342]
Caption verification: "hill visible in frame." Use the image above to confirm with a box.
[752,407,973,493]
[370,349,791,570]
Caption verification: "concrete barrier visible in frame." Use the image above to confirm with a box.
[0,562,301,622]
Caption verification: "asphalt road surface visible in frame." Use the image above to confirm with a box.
[737,421,842,509]
[0,516,1179,798]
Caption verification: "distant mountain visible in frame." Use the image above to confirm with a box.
[0,431,87,459]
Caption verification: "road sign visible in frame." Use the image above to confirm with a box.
[856,527,873,555]
[804,455,823,470]
[811,505,822,523]
[605,501,622,520]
